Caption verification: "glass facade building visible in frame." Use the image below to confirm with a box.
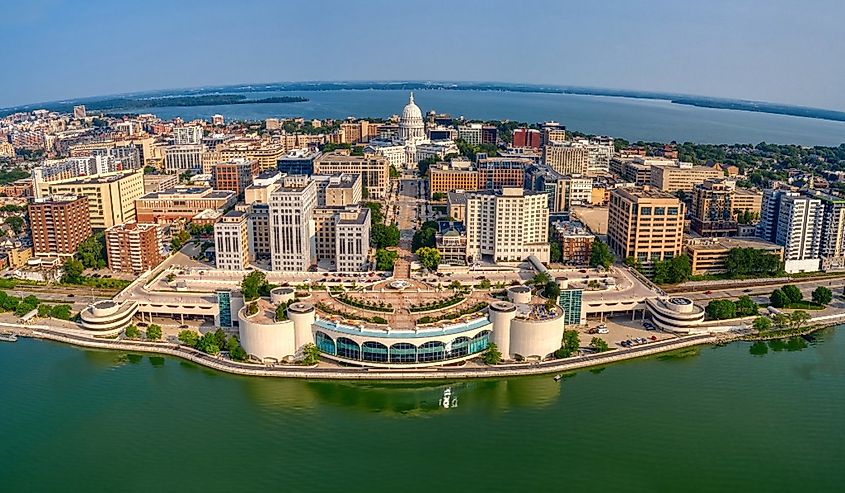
[312,330,491,365]
[558,288,583,326]
[216,290,232,328]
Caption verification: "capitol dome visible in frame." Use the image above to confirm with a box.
[399,92,425,141]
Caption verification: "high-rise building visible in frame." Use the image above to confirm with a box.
[211,114,224,126]
[543,142,589,175]
[335,207,371,271]
[457,123,496,145]
[757,189,792,243]
[541,122,566,145]
[34,169,145,229]
[212,159,259,199]
[214,210,251,270]
[73,105,86,119]
[269,178,317,271]
[277,148,321,175]
[105,222,164,273]
[607,187,685,269]
[465,187,550,263]
[775,194,823,272]
[690,179,762,237]
[173,126,203,145]
[476,157,530,190]
[512,128,541,149]
[29,195,91,257]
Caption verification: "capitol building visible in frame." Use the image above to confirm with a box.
[364,92,457,170]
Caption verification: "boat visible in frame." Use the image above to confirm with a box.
[553,374,562,382]
[0,333,18,343]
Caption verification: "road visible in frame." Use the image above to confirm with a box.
[392,177,425,279]
[679,276,845,303]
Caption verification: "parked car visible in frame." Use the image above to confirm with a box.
[597,328,609,334]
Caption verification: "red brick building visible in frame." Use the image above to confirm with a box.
[28,195,91,256]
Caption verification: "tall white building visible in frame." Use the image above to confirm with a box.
[465,187,550,263]
[269,178,317,271]
[775,194,823,272]
[173,126,203,145]
[335,208,371,272]
[164,145,203,174]
[214,210,251,270]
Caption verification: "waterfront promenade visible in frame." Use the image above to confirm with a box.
[2,322,718,380]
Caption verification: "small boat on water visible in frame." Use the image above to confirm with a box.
[553,374,562,382]
[0,333,18,343]
[440,387,457,408]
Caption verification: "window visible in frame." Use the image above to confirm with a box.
[640,207,651,215]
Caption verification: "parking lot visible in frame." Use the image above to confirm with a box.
[577,314,676,349]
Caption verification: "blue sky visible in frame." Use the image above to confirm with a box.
[1,0,843,110]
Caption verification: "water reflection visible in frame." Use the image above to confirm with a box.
[237,374,563,415]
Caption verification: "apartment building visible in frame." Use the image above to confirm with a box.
[607,187,685,268]
[29,195,91,257]
[219,138,286,170]
[269,178,317,271]
[690,179,762,236]
[457,124,497,145]
[313,151,390,199]
[476,157,530,190]
[173,126,203,145]
[551,220,595,266]
[465,187,550,263]
[512,128,541,149]
[105,222,164,273]
[34,169,144,229]
[135,186,237,223]
[214,210,251,270]
[649,162,723,192]
[543,142,589,175]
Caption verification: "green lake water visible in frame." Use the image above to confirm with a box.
[2,330,844,492]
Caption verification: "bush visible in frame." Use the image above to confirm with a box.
[781,285,803,304]
[812,286,833,306]
[555,330,581,358]
[482,343,502,365]
[178,330,199,347]
[706,299,737,320]
[124,324,141,339]
[590,337,609,352]
[770,288,789,308]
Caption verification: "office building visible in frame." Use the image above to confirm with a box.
[465,187,550,263]
[335,207,371,271]
[429,162,479,198]
[34,169,145,229]
[269,178,317,271]
[690,179,762,237]
[313,151,390,198]
[135,187,237,223]
[686,238,783,276]
[165,144,203,174]
[105,222,164,274]
[277,148,321,175]
[649,162,723,192]
[541,122,566,145]
[315,173,362,207]
[476,157,530,190]
[214,210,251,270]
[143,174,179,194]
[212,159,259,199]
[607,187,685,268]
[29,195,91,257]
[220,138,286,170]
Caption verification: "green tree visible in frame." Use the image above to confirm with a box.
[417,156,437,177]
[666,255,692,283]
[590,337,609,352]
[530,272,551,286]
[62,258,85,284]
[478,278,491,289]
[375,249,398,271]
[416,247,441,271]
[213,328,228,349]
[389,165,400,178]
[178,329,199,347]
[753,316,772,332]
[812,286,833,306]
[275,300,290,321]
[482,342,502,365]
[4,216,23,235]
[589,239,615,270]
[146,324,162,341]
[241,271,268,301]
[370,223,400,248]
[432,192,446,201]
[781,285,803,304]
[227,336,248,361]
[77,232,107,269]
[412,225,437,252]
[124,324,140,339]
[623,256,641,270]
[544,280,561,301]
[301,342,320,365]
[770,288,789,308]
[555,330,581,358]
[790,310,811,330]
[549,242,562,263]
[363,202,384,224]
[705,299,737,320]
[735,296,758,317]
[772,313,791,330]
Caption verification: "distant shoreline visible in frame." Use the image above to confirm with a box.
[4,81,844,124]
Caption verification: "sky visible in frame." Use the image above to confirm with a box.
[1,0,844,110]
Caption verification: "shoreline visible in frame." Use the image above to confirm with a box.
[5,323,719,380]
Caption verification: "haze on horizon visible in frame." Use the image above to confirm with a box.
[1,0,843,111]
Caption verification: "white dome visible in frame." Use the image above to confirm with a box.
[401,92,423,121]
[399,92,425,142]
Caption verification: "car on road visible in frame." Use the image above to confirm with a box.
[743,288,752,293]
[597,327,609,334]
[704,290,712,294]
